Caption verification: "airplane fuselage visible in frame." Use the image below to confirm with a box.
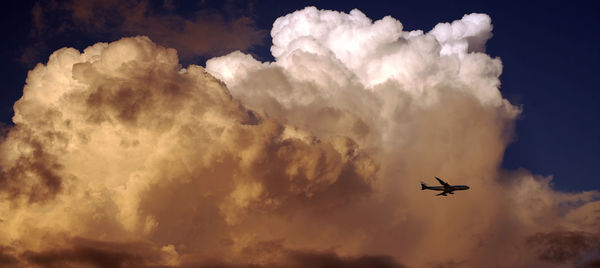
[423,185,469,192]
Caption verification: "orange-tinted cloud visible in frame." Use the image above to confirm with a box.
[21,238,174,268]
[1,238,407,268]
[1,35,379,266]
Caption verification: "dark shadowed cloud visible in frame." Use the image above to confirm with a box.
[0,246,19,267]
[22,0,265,65]
[22,239,161,268]
[578,259,600,268]
[0,133,63,204]
[527,231,600,264]
[2,238,406,268]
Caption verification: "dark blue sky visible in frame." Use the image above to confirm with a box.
[2,0,598,192]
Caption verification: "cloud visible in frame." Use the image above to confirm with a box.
[0,133,63,203]
[284,252,404,268]
[21,238,177,268]
[22,0,265,64]
[2,6,599,268]
[578,259,600,268]
[527,231,599,263]
[0,246,19,267]
[2,239,405,268]
[247,241,406,268]
[1,35,377,265]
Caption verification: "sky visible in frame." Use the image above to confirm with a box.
[0,0,599,267]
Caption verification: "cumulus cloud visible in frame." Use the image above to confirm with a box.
[1,34,377,266]
[2,6,599,268]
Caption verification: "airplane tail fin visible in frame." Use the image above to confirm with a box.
[420,182,428,190]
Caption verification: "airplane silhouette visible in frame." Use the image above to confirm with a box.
[421,177,470,196]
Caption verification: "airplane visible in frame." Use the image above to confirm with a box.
[421,177,470,196]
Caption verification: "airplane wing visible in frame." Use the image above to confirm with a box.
[436,192,447,196]
[435,177,450,187]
